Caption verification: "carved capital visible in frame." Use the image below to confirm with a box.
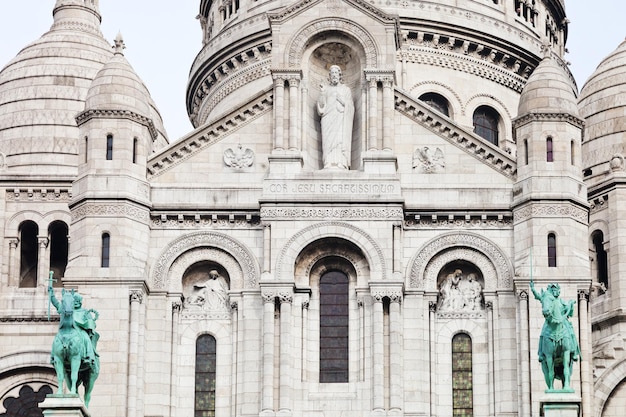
[278,292,293,304]
[518,290,528,301]
[261,292,275,303]
[578,289,589,302]
[230,301,239,310]
[485,301,493,310]
[172,301,183,313]
[130,290,144,304]
[38,237,49,249]
[429,301,437,312]
[8,239,19,249]
[302,300,309,310]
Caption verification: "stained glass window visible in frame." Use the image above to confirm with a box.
[319,270,349,383]
[195,334,216,417]
[473,106,499,145]
[452,333,473,417]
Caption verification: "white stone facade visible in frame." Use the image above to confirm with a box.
[0,1,625,417]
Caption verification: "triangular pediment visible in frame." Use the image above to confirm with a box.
[147,88,273,179]
[267,0,398,26]
[394,89,517,179]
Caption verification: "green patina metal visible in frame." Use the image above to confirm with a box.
[48,277,100,407]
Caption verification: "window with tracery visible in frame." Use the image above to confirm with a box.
[319,270,349,383]
[195,334,217,417]
[452,333,473,417]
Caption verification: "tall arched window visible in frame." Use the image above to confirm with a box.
[592,231,608,289]
[473,106,499,145]
[570,140,575,165]
[523,139,529,165]
[106,134,113,160]
[48,221,69,282]
[419,92,450,117]
[195,334,217,417]
[101,233,110,268]
[452,333,473,417]
[546,137,554,162]
[19,221,39,288]
[132,137,138,164]
[84,136,89,163]
[548,233,557,267]
[319,270,349,383]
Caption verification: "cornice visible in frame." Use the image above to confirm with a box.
[76,109,158,140]
[394,89,516,178]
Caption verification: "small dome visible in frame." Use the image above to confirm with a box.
[84,35,151,117]
[517,54,579,117]
[579,39,626,146]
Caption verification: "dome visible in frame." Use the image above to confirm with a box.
[0,1,113,174]
[84,34,151,117]
[517,53,579,117]
[578,39,626,146]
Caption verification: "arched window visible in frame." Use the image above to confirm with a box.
[48,221,69,282]
[523,139,529,165]
[195,334,217,417]
[84,136,89,163]
[473,106,499,145]
[546,137,554,162]
[452,333,473,417]
[0,384,53,417]
[106,134,113,160]
[570,140,575,165]
[419,92,450,117]
[132,137,138,164]
[319,270,349,383]
[592,231,608,289]
[19,221,39,287]
[101,233,110,268]
[548,233,557,267]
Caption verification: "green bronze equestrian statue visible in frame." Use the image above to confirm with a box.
[48,277,100,407]
[530,279,580,392]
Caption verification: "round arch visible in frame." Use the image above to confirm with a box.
[168,247,244,293]
[408,232,513,290]
[275,222,387,282]
[151,231,260,290]
[594,358,626,417]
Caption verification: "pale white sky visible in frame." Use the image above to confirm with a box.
[0,1,624,141]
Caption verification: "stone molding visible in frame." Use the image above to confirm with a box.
[513,203,588,225]
[590,195,608,215]
[75,109,158,140]
[286,18,379,68]
[70,202,149,222]
[151,213,261,229]
[6,189,71,202]
[152,231,259,290]
[275,222,387,281]
[400,46,527,94]
[395,89,516,178]
[148,90,273,179]
[3,135,77,158]
[404,213,513,229]
[268,0,396,25]
[49,19,102,36]
[261,207,403,220]
[436,311,486,319]
[409,232,512,289]
[0,316,58,322]
[512,112,584,131]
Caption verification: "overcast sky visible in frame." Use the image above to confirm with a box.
[0,1,624,142]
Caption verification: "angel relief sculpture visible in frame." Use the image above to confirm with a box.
[184,270,230,312]
[438,269,483,312]
[413,146,445,173]
[224,144,254,169]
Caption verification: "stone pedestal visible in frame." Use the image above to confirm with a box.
[40,394,90,417]
[540,392,581,417]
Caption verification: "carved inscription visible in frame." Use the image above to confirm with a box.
[266,182,397,195]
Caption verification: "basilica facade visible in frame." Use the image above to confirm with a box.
[0,0,625,416]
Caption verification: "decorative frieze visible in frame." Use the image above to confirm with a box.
[71,202,149,222]
[261,207,403,220]
[405,213,513,229]
[151,213,260,229]
[513,203,588,225]
[75,109,158,139]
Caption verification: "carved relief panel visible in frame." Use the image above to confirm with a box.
[437,261,484,313]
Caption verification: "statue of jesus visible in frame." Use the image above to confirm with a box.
[317,65,354,170]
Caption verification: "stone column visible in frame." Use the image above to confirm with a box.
[518,290,531,417]
[231,301,239,417]
[261,292,275,414]
[486,300,495,416]
[279,292,293,415]
[288,77,300,151]
[301,300,309,381]
[7,238,18,287]
[392,223,402,276]
[273,76,285,151]
[372,294,384,412]
[37,236,49,289]
[389,294,403,412]
[382,77,393,151]
[428,301,437,416]
[263,224,271,275]
[169,300,182,417]
[367,77,378,151]
[578,290,592,417]
[127,290,144,417]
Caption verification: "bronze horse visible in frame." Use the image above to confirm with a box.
[50,289,100,407]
